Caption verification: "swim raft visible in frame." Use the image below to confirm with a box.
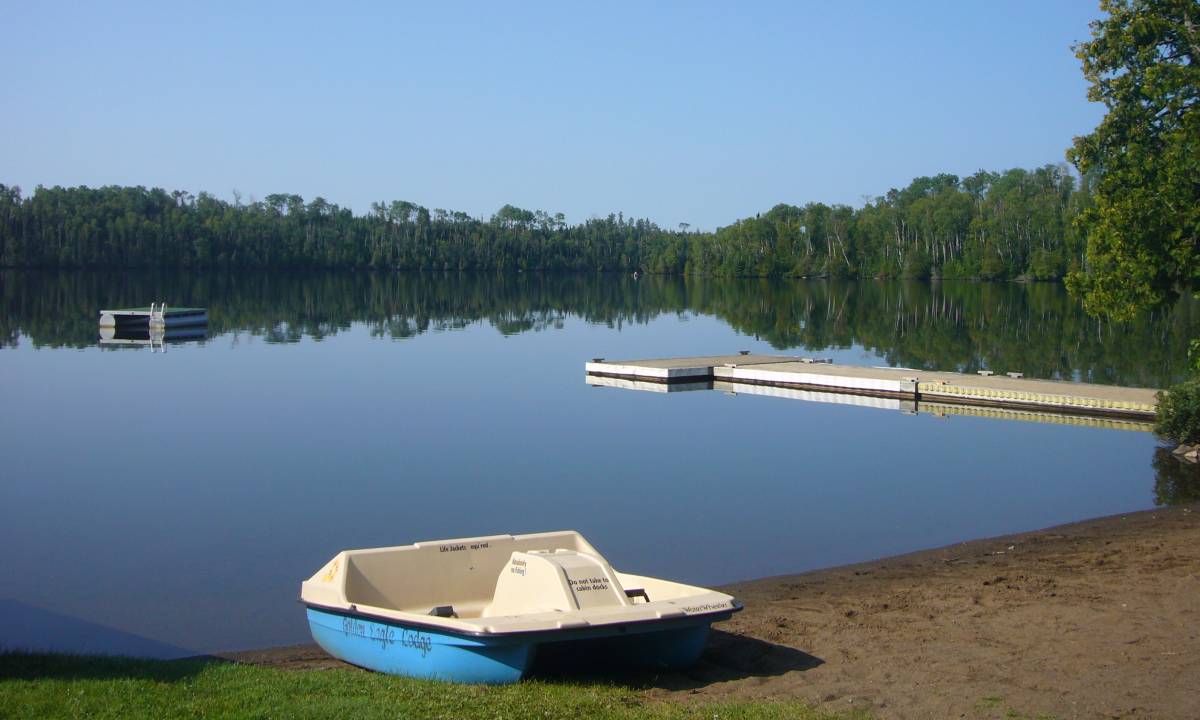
[98,305,207,329]
[300,531,741,683]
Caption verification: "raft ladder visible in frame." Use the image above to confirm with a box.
[149,302,167,327]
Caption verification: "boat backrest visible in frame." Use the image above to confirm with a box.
[482,549,630,617]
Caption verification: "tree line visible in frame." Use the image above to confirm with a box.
[0,164,1089,279]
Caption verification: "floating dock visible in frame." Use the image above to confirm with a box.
[585,354,1159,424]
[98,305,208,329]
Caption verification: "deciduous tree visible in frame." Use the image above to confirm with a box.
[1066,0,1199,321]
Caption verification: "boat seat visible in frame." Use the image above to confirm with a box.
[624,587,650,603]
[428,605,457,618]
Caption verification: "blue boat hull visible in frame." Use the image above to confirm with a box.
[306,607,724,684]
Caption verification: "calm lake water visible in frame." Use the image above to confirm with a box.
[1,271,1197,657]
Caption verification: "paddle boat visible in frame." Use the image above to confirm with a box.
[300,531,741,683]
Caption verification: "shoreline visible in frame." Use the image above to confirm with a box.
[225,503,1200,719]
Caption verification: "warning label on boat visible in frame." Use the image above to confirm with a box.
[568,576,611,592]
[440,541,490,553]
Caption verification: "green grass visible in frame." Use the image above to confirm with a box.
[0,652,865,720]
[972,696,1059,720]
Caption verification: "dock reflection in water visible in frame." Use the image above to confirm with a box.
[99,324,208,351]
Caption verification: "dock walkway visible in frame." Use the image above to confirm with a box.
[585,354,1159,420]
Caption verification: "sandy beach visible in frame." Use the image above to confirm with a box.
[230,504,1199,719]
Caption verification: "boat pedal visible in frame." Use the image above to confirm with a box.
[428,605,457,618]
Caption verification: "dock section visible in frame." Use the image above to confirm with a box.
[99,305,208,329]
[584,354,791,382]
[97,304,209,351]
[585,354,1159,422]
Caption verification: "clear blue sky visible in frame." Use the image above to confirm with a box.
[1,1,1104,229]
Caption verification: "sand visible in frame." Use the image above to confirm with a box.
[230,504,1199,719]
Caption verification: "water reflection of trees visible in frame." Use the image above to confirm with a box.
[1,271,1196,388]
[1152,448,1200,506]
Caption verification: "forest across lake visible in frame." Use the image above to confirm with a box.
[1,164,1094,280]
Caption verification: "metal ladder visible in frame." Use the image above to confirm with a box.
[149,302,168,326]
